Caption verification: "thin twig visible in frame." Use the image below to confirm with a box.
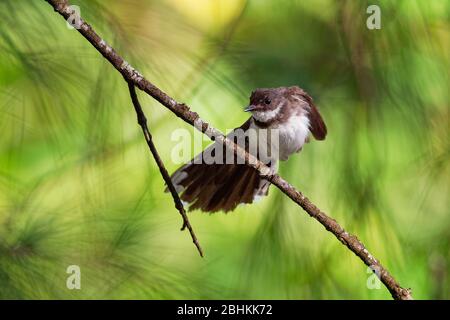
[44,0,412,300]
[127,82,203,257]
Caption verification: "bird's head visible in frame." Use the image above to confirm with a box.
[244,86,327,140]
[245,87,288,123]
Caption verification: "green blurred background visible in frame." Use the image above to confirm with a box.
[0,0,448,299]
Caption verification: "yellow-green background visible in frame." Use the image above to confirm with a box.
[0,0,448,299]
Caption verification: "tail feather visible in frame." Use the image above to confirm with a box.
[168,161,272,213]
[166,118,275,213]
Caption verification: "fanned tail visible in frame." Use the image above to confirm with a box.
[167,118,274,213]
[169,161,271,213]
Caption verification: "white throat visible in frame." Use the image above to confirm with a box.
[252,102,284,123]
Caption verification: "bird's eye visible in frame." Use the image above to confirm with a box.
[264,98,271,105]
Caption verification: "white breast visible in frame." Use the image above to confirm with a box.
[276,114,310,161]
[249,113,310,163]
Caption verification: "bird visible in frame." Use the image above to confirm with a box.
[167,86,327,213]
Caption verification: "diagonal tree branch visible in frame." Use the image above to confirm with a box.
[127,82,203,257]
[44,0,412,300]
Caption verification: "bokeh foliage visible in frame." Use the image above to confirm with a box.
[0,0,448,299]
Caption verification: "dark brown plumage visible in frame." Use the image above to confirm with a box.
[167,86,326,213]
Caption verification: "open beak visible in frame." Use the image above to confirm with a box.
[244,105,258,112]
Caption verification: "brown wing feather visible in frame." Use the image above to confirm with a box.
[308,102,327,140]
